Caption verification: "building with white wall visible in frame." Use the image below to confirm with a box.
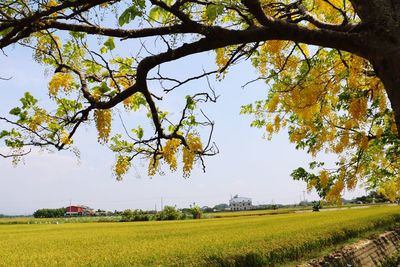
[229,195,252,211]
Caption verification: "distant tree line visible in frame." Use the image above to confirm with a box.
[350,191,388,204]
[120,206,202,222]
[33,208,66,218]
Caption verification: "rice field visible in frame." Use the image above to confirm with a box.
[205,207,308,218]
[0,205,399,266]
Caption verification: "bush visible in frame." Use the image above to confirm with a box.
[121,209,151,222]
[33,208,66,218]
[155,206,183,221]
[120,206,193,222]
[188,206,202,219]
[312,201,321,212]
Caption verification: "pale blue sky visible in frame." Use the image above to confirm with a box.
[0,36,366,215]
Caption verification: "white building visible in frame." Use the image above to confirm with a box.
[229,195,252,211]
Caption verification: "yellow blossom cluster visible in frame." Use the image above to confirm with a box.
[34,32,61,62]
[267,93,280,112]
[45,0,57,9]
[348,97,368,121]
[258,41,294,76]
[146,135,203,177]
[346,176,358,191]
[258,43,269,76]
[265,123,274,137]
[311,0,353,24]
[110,77,132,91]
[183,135,203,177]
[94,109,112,143]
[347,55,366,88]
[122,93,141,111]
[325,179,344,205]
[215,48,229,75]
[163,138,181,171]
[115,156,131,180]
[28,109,48,131]
[307,179,317,193]
[60,130,73,145]
[359,135,369,150]
[319,170,329,188]
[148,156,160,177]
[48,73,74,96]
[378,179,400,203]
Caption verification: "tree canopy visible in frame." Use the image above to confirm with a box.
[1,0,400,204]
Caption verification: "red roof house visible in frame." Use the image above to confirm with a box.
[65,205,94,216]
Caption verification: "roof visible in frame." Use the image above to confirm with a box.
[230,197,251,203]
[66,205,92,210]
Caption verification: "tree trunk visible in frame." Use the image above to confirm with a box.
[355,0,400,136]
[372,53,400,136]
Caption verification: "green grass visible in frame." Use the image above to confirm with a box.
[0,206,399,266]
[380,249,400,267]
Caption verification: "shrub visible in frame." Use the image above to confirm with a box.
[33,208,66,218]
[188,206,203,219]
[121,209,151,222]
[156,206,182,221]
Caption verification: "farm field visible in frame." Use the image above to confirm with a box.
[0,206,399,266]
[204,207,307,218]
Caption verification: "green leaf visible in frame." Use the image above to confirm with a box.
[205,4,224,22]
[186,96,196,110]
[291,167,311,181]
[69,31,86,40]
[20,92,37,109]
[9,107,21,116]
[100,47,108,54]
[0,130,9,139]
[99,82,111,93]
[104,37,115,51]
[118,0,146,26]
[250,119,265,128]
[137,126,144,140]
[149,6,161,22]
[132,126,144,140]
[240,104,253,114]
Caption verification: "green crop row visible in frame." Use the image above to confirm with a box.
[0,206,399,266]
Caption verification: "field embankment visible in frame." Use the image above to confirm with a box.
[0,206,399,266]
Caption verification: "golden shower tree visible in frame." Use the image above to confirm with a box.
[1,0,400,202]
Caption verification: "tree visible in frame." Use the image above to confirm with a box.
[213,203,229,211]
[33,208,66,218]
[156,205,184,220]
[351,190,387,204]
[121,209,151,221]
[1,0,400,203]
[188,205,203,219]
